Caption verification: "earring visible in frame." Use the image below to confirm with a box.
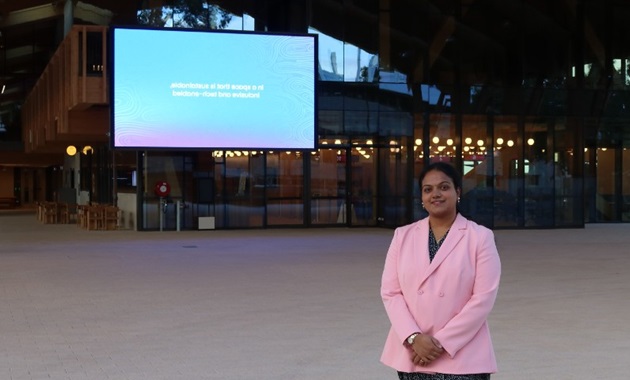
[421,202,425,209]
[457,197,461,203]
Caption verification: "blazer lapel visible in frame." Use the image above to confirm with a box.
[414,219,431,268]
[418,214,468,286]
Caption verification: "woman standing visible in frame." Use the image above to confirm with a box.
[380,162,501,380]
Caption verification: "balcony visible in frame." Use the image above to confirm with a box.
[22,25,109,154]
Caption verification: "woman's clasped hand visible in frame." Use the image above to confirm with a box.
[410,334,444,366]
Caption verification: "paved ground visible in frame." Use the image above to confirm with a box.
[1,210,629,379]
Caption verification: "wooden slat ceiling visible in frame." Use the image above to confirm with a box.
[0,1,139,166]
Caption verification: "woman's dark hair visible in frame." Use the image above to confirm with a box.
[418,162,462,192]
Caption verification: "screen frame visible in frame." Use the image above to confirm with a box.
[109,25,318,151]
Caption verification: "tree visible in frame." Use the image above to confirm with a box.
[137,0,233,29]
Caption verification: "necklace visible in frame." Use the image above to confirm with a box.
[428,227,450,262]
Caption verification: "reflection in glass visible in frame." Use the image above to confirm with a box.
[524,119,552,227]
[220,153,263,228]
[380,137,410,227]
[596,148,617,221]
[493,117,519,227]
[266,152,304,225]
[623,148,630,222]
[310,148,346,225]
[344,42,378,83]
[350,147,376,226]
[554,119,581,226]
[461,115,492,228]
[310,28,344,82]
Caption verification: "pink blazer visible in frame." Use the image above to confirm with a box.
[380,214,501,374]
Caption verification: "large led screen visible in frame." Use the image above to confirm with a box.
[110,27,317,150]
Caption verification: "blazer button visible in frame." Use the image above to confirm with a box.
[439,292,444,297]
[418,290,424,295]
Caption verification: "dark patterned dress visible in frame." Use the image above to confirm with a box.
[397,228,491,380]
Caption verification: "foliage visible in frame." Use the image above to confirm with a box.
[137,0,233,29]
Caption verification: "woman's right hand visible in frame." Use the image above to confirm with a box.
[410,334,444,366]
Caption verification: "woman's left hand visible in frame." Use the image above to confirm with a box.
[410,334,444,366]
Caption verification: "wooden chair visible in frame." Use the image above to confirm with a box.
[76,205,87,228]
[43,202,58,224]
[102,206,119,230]
[85,205,104,230]
[57,203,70,224]
[36,201,44,222]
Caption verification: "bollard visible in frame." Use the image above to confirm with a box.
[176,200,181,231]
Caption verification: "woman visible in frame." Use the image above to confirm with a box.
[380,162,501,380]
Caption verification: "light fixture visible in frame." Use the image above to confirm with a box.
[477,139,484,146]
[415,138,422,146]
[66,145,77,156]
[82,145,93,155]
[432,136,440,144]
[446,139,453,146]
[507,140,514,147]
[496,138,504,145]
[465,137,472,145]
[527,138,535,146]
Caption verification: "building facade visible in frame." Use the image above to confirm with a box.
[7,0,630,230]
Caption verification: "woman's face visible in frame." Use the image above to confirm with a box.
[421,169,460,219]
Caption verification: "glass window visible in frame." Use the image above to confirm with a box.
[318,83,344,111]
[461,115,492,228]
[379,112,413,138]
[554,118,582,226]
[114,150,137,192]
[413,112,426,221]
[379,137,410,227]
[429,113,456,162]
[595,147,616,221]
[309,28,344,82]
[137,2,236,29]
[345,111,378,135]
[612,5,630,89]
[318,110,343,136]
[142,152,186,230]
[350,146,377,226]
[215,151,263,228]
[344,42,378,83]
[524,118,553,227]
[493,116,519,227]
[379,83,413,112]
[623,147,630,222]
[341,0,378,83]
[310,148,346,225]
[583,2,607,89]
[344,83,380,111]
[266,151,304,225]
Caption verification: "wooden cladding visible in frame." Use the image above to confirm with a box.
[23,25,109,153]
